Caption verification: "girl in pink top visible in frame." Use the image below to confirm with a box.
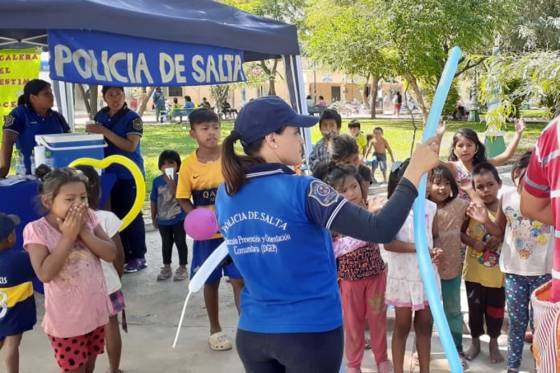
[23,168,116,373]
[319,164,391,373]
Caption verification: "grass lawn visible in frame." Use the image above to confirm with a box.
[141,118,545,198]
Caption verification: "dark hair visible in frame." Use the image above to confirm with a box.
[512,150,532,185]
[74,165,100,209]
[471,161,501,185]
[428,165,459,203]
[173,97,178,104]
[348,119,361,129]
[222,128,285,195]
[358,164,372,184]
[34,164,52,181]
[101,86,124,97]
[331,135,359,163]
[158,150,182,170]
[374,127,383,133]
[366,134,373,141]
[39,168,89,205]
[19,79,51,108]
[319,109,342,128]
[448,128,487,164]
[184,95,192,102]
[388,158,410,197]
[319,96,324,100]
[306,95,311,99]
[188,108,219,127]
[314,162,361,192]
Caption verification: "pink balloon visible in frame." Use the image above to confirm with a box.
[184,208,219,240]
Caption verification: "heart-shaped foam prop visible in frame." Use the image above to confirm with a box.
[69,155,145,232]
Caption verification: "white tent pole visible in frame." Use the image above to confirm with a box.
[53,80,75,130]
[283,54,312,171]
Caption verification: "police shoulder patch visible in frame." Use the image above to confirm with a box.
[3,115,15,128]
[132,117,143,131]
[308,180,340,207]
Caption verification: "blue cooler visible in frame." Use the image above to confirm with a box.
[34,133,106,169]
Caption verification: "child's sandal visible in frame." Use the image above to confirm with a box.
[208,332,232,351]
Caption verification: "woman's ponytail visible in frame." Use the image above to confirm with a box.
[222,131,246,196]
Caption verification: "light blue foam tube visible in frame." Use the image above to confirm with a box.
[413,46,462,373]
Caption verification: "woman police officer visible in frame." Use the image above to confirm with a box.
[215,96,440,372]
[0,79,70,178]
[86,86,147,273]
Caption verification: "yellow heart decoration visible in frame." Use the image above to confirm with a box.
[69,155,145,232]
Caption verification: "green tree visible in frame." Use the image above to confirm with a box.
[304,0,393,118]
[222,0,306,96]
[375,0,518,121]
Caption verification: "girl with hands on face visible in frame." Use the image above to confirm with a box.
[23,168,115,373]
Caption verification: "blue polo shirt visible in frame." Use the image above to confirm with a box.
[215,163,348,333]
[3,105,70,174]
[0,249,36,337]
[94,106,144,180]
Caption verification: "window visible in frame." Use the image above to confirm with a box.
[168,87,183,97]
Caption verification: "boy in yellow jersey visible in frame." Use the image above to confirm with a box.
[0,213,36,373]
[176,109,243,351]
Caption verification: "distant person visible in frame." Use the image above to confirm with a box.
[317,95,327,108]
[184,95,195,110]
[347,120,368,156]
[393,91,402,118]
[306,95,314,110]
[200,97,212,110]
[153,87,166,123]
[364,127,394,183]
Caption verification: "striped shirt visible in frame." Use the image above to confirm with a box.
[525,117,560,298]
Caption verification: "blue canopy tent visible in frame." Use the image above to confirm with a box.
[0,0,313,156]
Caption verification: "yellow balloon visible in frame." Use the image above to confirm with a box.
[69,155,145,232]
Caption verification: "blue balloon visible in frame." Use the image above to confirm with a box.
[413,46,463,373]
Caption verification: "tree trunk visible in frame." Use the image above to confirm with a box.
[88,84,98,116]
[370,75,379,119]
[362,73,371,110]
[138,87,156,117]
[406,74,428,123]
[77,84,92,119]
[268,59,278,96]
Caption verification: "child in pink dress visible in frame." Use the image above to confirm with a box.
[23,168,116,373]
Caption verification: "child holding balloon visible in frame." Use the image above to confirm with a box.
[176,108,243,351]
[318,164,391,373]
[150,150,188,281]
[384,159,442,373]
[23,168,115,372]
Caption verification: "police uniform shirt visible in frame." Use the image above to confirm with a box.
[94,106,144,179]
[0,250,36,337]
[3,105,70,174]
[176,152,222,239]
[216,163,348,334]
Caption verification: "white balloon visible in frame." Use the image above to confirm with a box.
[173,242,229,348]
[188,242,229,293]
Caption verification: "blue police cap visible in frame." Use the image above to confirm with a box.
[234,96,318,145]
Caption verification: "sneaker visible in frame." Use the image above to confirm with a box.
[157,266,172,281]
[173,266,188,281]
[124,259,140,273]
[137,258,147,271]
